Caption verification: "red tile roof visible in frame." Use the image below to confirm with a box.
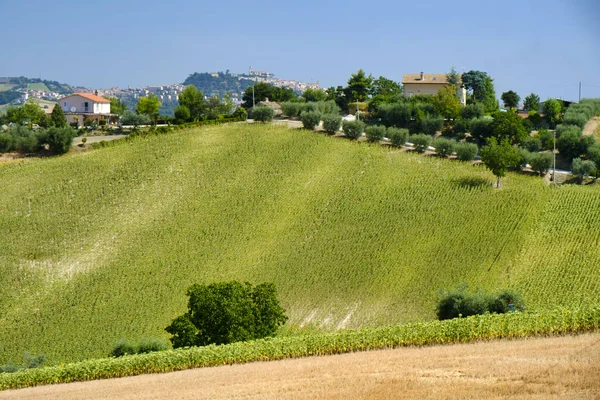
[63,93,110,103]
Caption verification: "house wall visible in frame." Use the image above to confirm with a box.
[403,83,447,97]
[60,95,110,114]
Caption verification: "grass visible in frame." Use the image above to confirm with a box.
[26,82,49,92]
[0,83,16,92]
[0,123,599,365]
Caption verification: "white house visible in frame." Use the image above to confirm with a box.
[58,92,116,126]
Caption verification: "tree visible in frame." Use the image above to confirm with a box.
[409,133,432,153]
[108,97,127,115]
[433,137,456,157]
[523,93,540,112]
[44,127,75,154]
[342,120,365,139]
[241,82,296,109]
[529,152,553,176]
[344,69,373,102]
[454,142,479,161]
[302,88,327,102]
[461,103,484,120]
[557,130,584,162]
[325,86,348,112]
[300,110,321,130]
[489,111,528,144]
[461,70,488,101]
[174,105,191,123]
[251,106,274,122]
[322,114,342,134]
[420,115,444,135]
[543,99,562,127]
[165,281,287,348]
[501,90,520,110]
[205,94,234,120]
[121,110,150,127]
[369,76,402,97]
[482,77,498,113]
[479,138,521,187]
[178,85,206,121]
[571,158,596,183]
[446,67,462,88]
[433,85,461,120]
[50,104,67,127]
[136,94,161,124]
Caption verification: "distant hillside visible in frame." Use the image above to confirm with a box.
[0,77,73,95]
[183,71,255,98]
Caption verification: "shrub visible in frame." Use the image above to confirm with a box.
[0,132,13,152]
[379,103,411,128]
[487,290,526,314]
[521,136,542,153]
[557,131,584,162]
[433,137,456,157]
[461,103,484,120]
[251,106,274,122]
[232,107,248,121]
[165,281,287,348]
[556,124,582,138]
[280,102,301,118]
[572,158,596,182]
[537,129,554,150]
[137,339,169,354]
[587,143,600,168]
[342,120,365,140]
[322,114,342,134]
[387,127,409,147]
[409,133,432,153]
[111,340,138,357]
[315,100,340,115]
[420,115,444,136]
[469,117,493,142]
[454,142,478,161]
[300,110,321,130]
[447,118,469,139]
[436,287,525,320]
[529,152,553,176]
[45,127,75,155]
[563,113,588,128]
[99,119,107,127]
[121,111,150,127]
[365,125,386,142]
[518,148,531,169]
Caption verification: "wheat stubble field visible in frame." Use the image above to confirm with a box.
[2,333,598,400]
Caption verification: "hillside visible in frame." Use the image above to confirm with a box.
[1,124,599,365]
[183,72,255,97]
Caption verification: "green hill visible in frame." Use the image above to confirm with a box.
[1,124,599,365]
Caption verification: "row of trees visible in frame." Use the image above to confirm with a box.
[1,100,69,129]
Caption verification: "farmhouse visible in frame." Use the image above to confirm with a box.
[59,92,118,127]
[402,72,467,105]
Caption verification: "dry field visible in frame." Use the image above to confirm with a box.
[2,333,598,400]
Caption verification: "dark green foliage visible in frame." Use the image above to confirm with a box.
[563,113,588,128]
[537,129,554,151]
[344,69,373,102]
[378,103,411,128]
[409,133,432,153]
[0,90,20,105]
[454,142,478,161]
[166,281,287,348]
[447,118,469,139]
[322,114,342,134]
[420,115,444,136]
[436,287,525,320]
[523,93,540,112]
[45,127,75,154]
[572,158,596,182]
[521,137,542,153]
[387,127,409,147]
[482,77,499,113]
[529,152,553,176]
[342,120,365,140]
[489,111,528,144]
[461,70,488,101]
[302,88,327,102]
[518,148,531,169]
[480,138,521,187]
[251,106,274,122]
[110,340,138,357]
[174,105,191,123]
[50,104,67,127]
[557,130,585,162]
[232,107,248,121]
[121,111,151,127]
[433,137,456,157]
[556,124,582,138]
[543,99,562,127]
[281,102,301,118]
[501,90,520,109]
[0,353,46,373]
[365,125,386,142]
[461,103,484,120]
[469,117,493,142]
[137,339,169,354]
[0,133,13,152]
[242,82,297,109]
[300,111,321,130]
[587,144,600,168]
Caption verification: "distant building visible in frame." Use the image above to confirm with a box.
[402,72,467,105]
[59,92,117,127]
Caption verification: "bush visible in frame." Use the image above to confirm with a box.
[563,113,588,128]
[572,157,596,182]
[529,152,553,176]
[348,102,368,115]
[436,287,525,320]
[420,115,444,136]
[461,103,484,120]
[322,114,342,134]
[45,127,75,155]
[342,120,365,140]
[379,103,411,128]
[280,102,301,118]
[365,125,386,142]
[556,124,582,138]
[454,142,478,161]
[165,281,287,348]
[315,100,340,115]
[251,106,274,122]
[0,132,13,153]
[469,116,493,142]
[300,110,321,130]
[409,133,432,153]
[111,340,138,357]
[387,127,409,147]
[537,129,554,150]
[521,136,541,153]
[99,119,107,127]
[121,111,150,127]
[137,339,169,354]
[433,137,456,157]
[557,131,584,162]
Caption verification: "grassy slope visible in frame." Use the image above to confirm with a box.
[1,124,599,365]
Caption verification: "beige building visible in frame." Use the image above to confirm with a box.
[59,92,118,127]
[402,72,467,105]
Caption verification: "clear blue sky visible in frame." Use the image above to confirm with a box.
[2,0,599,101]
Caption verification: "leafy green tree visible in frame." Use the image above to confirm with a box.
[50,104,67,127]
[121,110,150,127]
[482,77,498,113]
[165,281,287,348]
[251,106,274,122]
[302,88,327,102]
[489,111,528,144]
[461,104,484,120]
[344,69,373,102]
[523,93,540,112]
[44,127,74,154]
[205,94,234,120]
[446,67,462,88]
[108,97,127,115]
[433,137,456,157]
[300,110,321,130]
[379,103,411,128]
[587,144,600,169]
[571,158,596,183]
[529,152,553,176]
[322,114,342,134]
[369,76,402,97]
[241,82,296,109]
[174,105,191,123]
[461,70,488,101]
[501,90,520,109]
[557,129,587,162]
[455,142,479,161]
[433,85,461,120]
[409,133,432,153]
[342,120,365,139]
[469,116,493,142]
[179,85,206,121]
[543,99,562,127]
[136,94,161,124]
[387,127,409,147]
[365,125,386,142]
[479,138,521,187]
[325,86,348,112]
[421,115,444,135]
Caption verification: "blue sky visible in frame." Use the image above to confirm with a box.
[1,0,599,101]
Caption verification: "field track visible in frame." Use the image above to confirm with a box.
[2,333,598,400]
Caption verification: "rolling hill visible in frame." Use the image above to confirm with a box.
[0,123,599,365]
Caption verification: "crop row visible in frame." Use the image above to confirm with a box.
[1,306,599,391]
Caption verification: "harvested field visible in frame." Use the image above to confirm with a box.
[2,333,598,400]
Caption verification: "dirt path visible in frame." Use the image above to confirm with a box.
[2,333,599,400]
[582,116,600,137]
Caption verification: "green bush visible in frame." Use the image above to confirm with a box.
[454,142,478,161]
[0,132,13,153]
[529,152,553,176]
[322,114,342,134]
[518,148,531,169]
[137,339,169,354]
[521,136,542,153]
[469,117,493,142]
[378,103,411,128]
[461,103,484,120]
[420,115,444,136]
[45,127,75,155]
[300,110,322,130]
[315,100,340,115]
[563,113,588,128]
[572,158,596,182]
[409,133,432,153]
[342,120,365,140]
[111,340,138,358]
[537,129,554,150]
[387,127,409,147]
[433,137,456,157]
[251,106,275,123]
[281,102,301,118]
[365,125,386,142]
[99,119,107,127]
[165,281,287,348]
[436,287,525,320]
